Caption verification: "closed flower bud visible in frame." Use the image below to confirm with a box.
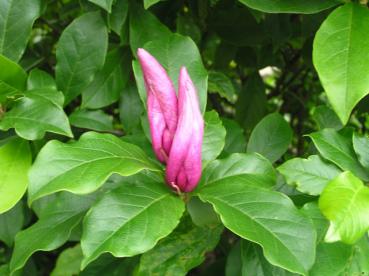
[166,67,204,192]
[137,48,178,163]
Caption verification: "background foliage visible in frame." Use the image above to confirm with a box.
[1,0,369,275]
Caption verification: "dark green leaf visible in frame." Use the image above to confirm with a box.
[221,118,246,156]
[352,132,369,171]
[208,71,236,103]
[0,201,24,247]
[69,109,113,132]
[108,0,129,36]
[312,106,343,130]
[50,245,83,276]
[144,0,161,9]
[88,0,114,12]
[187,196,220,227]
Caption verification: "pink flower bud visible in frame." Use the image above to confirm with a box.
[165,67,204,192]
[137,48,178,163]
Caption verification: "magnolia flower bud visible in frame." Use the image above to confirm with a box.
[137,48,178,163]
[165,67,204,192]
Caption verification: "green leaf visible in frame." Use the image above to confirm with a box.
[133,34,208,113]
[119,83,144,134]
[0,201,24,247]
[144,0,161,9]
[239,0,340,14]
[10,193,96,274]
[221,118,246,156]
[343,235,369,274]
[81,172,185,268]
[176,15,201,45]
[81,48,131,109]
[308,129,369,181]
[55,12,108,105]
[208,71,236,103]
[0,55,27,103]
[313,3,369,124]
[312,105,343,130]
[51,245,83,276]
[198,153,276,190]
[0,0,41,61]
[247,113,292,163]
[198,173,316,275]
[0,89,73,140]
[319,171,369,244]
[108,0,129,36]
[137,216,223,276]
[187,197,220,227]
[27,69,57,91]
[352,133,369,171]
[88,0,114,12]
[278,155,341,195]
[0,138,31,213]
[69,109,113,132]
[28,131,160,204]
[202,111,226,166]
[301,202,329,244]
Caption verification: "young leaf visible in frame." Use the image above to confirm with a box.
[28,132,160,203]
[278,155,341,195]
[0,138,31,213]
[0,89,73,140]
[0,0,41,61]
[55,12,108,105]
[313,3,369,124]
[247,113,292,163]
[10,193,96,274]
[81,173,185,268]
[308,129,369,181]
[69,109,113,132]
[319,171,369,244]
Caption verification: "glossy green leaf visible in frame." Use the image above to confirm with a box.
[133,34,208,113]
[239,0,340,14]
[137,216,223,276]
[51,245,83,276]
[308,129,369,181]
[202,111,226,166]
[0,89,73,140]
[221,118,246,156]
[69,109,113,132]
[0,138,31,213]
[0,55,27,103]
[208,71,236,103]
[198,173,316,275]
[278,155,341,195]
[198,153,276,190]
[27,69,57,91]
[319,171,369,244]
[55,12,108,105]
[28,132,160,203]
[312,105,343,130]
[88,0,114,12]
[81,172,185,268]
[0,201,24,247]
[10,193,96,274]
[313,3,369,124]
[81,48,130,109]
[352,133,369,171]
[247,113,292,163]
[0,0,41,61]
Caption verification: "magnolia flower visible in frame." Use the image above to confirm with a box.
[137,49,204,193]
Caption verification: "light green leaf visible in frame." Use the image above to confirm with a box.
[301,202,329,244]
[308,129,369,181]
[51,245,83,276]
[0,138,31,213]
[133,34,208,113]
[137,216,223,276]
[0,0,41,61]
[10,193,96,274]
[0,201,24,247]
[247,113,292,163]
[313,3,369,124]
[198,174,316,275]
[352,133,369,171]
[88,0,114,12]
[27,69,57,91]
[239,0,340,14]
[0,55,27,103]
[342,235,369,274]
[278,155,341,195]
[202,111,226,166]
[81,48,131,109]
[144,0,161,9]
[0,89,73,140]
[208,71,236,103]
[69,109,113,132]
[28,131,160,204]
[319,171,369,244]
[56,12,108,105]
[312,105,343,130]
[81,172,185,268]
